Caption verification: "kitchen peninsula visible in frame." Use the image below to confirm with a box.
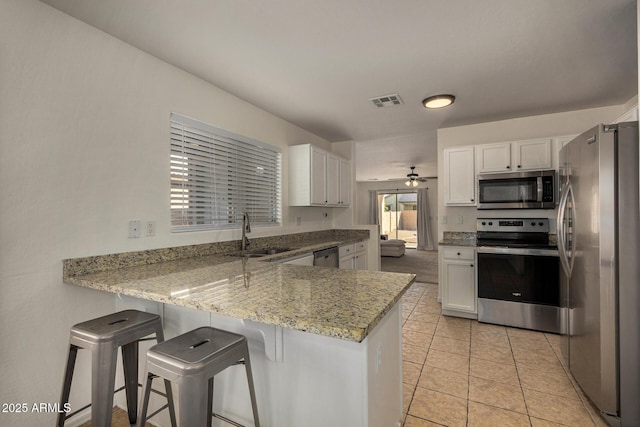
[63,230,415,427]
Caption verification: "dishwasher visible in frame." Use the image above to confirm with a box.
[313,247,339,268]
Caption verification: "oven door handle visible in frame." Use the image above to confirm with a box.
[477,246,559,257]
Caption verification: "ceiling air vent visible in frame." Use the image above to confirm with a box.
[369,94,403,108]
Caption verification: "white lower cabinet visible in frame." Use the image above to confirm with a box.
[339,240,368,270]
[440,246,477,319]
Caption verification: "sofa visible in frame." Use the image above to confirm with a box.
[380,239,406,257]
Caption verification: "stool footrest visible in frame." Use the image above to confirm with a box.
[61,385,168,424]
[61,402,91,422]
[213,411,245,427]
[146,403,171,421]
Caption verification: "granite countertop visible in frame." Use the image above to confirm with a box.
[439,231,477,247]
[63,230,415,343]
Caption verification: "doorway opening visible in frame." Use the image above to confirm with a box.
[379,191,417,249]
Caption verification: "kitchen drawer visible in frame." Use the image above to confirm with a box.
[355,241,367,253]
[443,247,475,261]
[339,244,354,258]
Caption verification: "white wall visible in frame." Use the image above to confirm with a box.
[0,1,338,425]
[436,104,629,240]
[355,180,438,244]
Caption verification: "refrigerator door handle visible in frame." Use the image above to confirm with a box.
[557,183,572,277]
[565,186,576,275]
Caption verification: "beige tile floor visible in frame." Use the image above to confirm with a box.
[401,282,610,427]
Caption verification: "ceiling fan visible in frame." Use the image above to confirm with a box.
[404,166,429,187]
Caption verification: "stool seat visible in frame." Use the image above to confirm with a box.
[70,309,164,346]
[58,310,176,427]
[148,327,245,374]
[140,326,260,427]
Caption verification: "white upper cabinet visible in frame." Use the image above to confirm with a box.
[512,139,552,171]
[326,154,340,205]
[338,158,351,206]
[310,147,327,205]
[444,146,476,206]
[476,138,552,174]
[476,142,512,173]
[289,144,351,207]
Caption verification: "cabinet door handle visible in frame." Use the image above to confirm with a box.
[506,165,511,169]
[470,264,474,267]
[457,252,461,255]
[517,165,521,168]
[471,198,474,202]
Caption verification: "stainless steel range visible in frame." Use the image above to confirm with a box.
[476,218,560,333]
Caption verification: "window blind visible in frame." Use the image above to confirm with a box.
[170,113,281,232]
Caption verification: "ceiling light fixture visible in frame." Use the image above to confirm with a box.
[422,94,455,109]
[405,166,419,187]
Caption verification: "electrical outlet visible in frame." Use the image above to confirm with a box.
[146,221,156,237]
[295,216,302,226]
[456,215,463,225]
[128,220,141,238]
[440,216,448,224]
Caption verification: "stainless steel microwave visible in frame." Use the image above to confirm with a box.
[477,170,555,209]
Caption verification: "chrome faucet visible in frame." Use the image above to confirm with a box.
[241,212,251,251]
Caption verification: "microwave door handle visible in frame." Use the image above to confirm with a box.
[536,176,543,202]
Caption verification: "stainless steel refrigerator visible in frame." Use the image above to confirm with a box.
[557,121,640,426]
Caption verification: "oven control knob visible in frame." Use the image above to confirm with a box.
[488,222,493,225]
[539,222,544,226]
[531,222,536,226]
[481,221,486,225]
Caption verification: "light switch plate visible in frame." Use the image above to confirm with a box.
[128,219,141,238]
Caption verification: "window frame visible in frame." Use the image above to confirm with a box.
[170,113,282,232]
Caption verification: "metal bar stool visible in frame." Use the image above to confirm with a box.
[57,309,177,427]
[139,326,260,427]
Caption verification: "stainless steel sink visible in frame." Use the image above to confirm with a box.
[229,247,293,258]
[241,253,268,258]
[249,247,292,255]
